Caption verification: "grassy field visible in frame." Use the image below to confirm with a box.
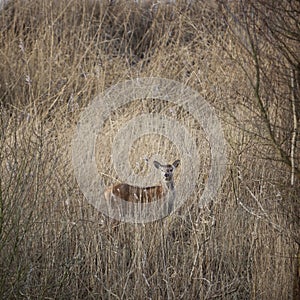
[0,0,299,299]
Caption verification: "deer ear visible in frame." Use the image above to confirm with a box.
[173,160,180,168]
[153,161,161,169]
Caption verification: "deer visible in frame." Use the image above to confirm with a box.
[104,160,180,210]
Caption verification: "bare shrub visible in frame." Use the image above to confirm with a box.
[0,0,298,298]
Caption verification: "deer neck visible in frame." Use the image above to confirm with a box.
[162,178,176,214]
[162,179,175,192]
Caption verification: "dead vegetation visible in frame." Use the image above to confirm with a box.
[0,0,299,299]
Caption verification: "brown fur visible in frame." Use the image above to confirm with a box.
[105,183,164,203]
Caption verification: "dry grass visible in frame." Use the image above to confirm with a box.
[0,0,299,299]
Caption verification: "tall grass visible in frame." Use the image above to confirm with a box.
[0,0,299,299]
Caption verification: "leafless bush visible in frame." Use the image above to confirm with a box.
[0,0,298,298]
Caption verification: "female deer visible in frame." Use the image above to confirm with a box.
[104,160,180,205]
